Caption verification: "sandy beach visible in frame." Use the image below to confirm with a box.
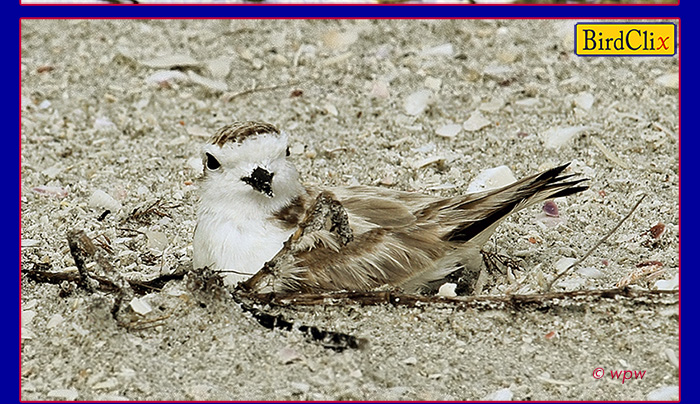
[20,19,678,400]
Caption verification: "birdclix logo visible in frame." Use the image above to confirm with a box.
[575,23,677,57]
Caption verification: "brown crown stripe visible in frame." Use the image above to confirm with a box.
[210,121,279,147]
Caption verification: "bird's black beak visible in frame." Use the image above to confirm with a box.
[241,166,274,198]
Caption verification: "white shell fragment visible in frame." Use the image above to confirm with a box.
[483,65,513,80]
[187,71,228,93]
[411,156,445,170]
[576,267,604,279]
[32,186,68,199]
[646,386,678,401]
[540,126,595,149]
[46,313,64,329]
[403,89,432,116]
[479,98,505,113]
[591,137,629,169]
[47,389,79,401]
[437,282,457,297]
[206,57,232,80]
[554,257,577,274]
[140,54,200,69]
[424,76,442,91]
[89,190,122,212]
[93,117,117,131]
[435,124,462,139]
[467,165,516,193]
[129,297,153,315]
[278,347,303,364]
[22,239,41,248]
[145,230,169,253]
[462,111,491,132]
[654,274,679,291]
[322,30,359,50]
[482,388,514,401]
[369,80,390,99]
[420,43,454,57]
[145,70,188,86]
[655,73,679,89]
[515,98,539,107]
[573,92,594,110]
[323,102,339,117]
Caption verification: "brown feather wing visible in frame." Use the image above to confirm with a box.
[244,163,586,294]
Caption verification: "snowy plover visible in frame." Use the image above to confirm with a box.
[193,121,587,293]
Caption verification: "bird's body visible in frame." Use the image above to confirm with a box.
[193,121,587,293]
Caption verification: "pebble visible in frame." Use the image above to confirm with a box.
[466,165,516,192]
[437,282,457,297]
[462,111,491,132]
[289,143,305,155]
[323,103,339,117]
[402,356,418,365]
[403,89,432,116]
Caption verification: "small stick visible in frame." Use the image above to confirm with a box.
[546,194,647,291]
[222,81,304,102]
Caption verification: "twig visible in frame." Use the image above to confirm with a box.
[221,81,303,102]
[239,287,677,311]
[546,194,647,291]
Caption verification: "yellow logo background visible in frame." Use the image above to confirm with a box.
[575,23,676,56]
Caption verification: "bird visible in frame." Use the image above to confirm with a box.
[192,121,588,294]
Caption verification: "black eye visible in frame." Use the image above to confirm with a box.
[205,153,221,171]
[285,147,290,157]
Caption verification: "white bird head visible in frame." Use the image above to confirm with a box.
[199,121,303,212]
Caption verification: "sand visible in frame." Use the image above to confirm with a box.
[20,19,678,400]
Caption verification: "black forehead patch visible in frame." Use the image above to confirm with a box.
[210,121,280,147]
